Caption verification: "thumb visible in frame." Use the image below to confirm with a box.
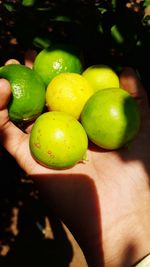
[0,79,11,110]
[0,78,26,158]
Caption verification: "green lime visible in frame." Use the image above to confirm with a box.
[81,88,141,150]
[46,73,93,120]
[33,43,84,86]
[0,64,46,124]
[82,64,120,92]
[29,111,88,169]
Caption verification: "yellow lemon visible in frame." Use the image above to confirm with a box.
[82,64,120,92]
[46,73,93,120]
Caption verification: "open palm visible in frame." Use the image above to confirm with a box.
[0,66,150,267]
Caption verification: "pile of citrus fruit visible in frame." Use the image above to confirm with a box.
[0,43,141,169]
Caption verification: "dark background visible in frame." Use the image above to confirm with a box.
[0,0,150,89]
[0,1,150,266]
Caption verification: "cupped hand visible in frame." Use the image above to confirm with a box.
[0,60,150,267]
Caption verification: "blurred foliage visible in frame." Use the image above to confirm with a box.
[0,0,150,69]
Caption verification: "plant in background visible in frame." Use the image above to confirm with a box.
[0,1,149,89]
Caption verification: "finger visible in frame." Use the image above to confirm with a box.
[5,59,20,65]
[24,49,37,68]
[0,79,11,109]
[120,67,149,105]
[20,121,34,134]
[0,79,25,158]
[25,123,34,133]
[119,67,150,118]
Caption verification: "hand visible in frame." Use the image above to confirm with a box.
[0,62,150,267]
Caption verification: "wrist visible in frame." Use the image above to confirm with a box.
[103,210,150,267]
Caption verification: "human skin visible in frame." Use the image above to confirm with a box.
[0,60,150,266]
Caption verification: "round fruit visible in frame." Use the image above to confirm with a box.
[33,43,84,86]
[81,88,141,150]
[29,111,88,169]
[0,64,45,123]
[82,64,120,92]
[46,73,93,120]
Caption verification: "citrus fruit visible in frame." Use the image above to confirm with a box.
[46,73,93,120]
[0,64,46,124]
[33,43,84,86]
[81,88,141,150]
[82,64,120,92]
[29,111,88,169]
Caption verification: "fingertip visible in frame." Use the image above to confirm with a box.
[0,78,11,91]
[0,78,11,109]
[120,67,139,86]
[120,67,141,81]
[24,49,37,68]
[5,59,20,65]
[119,67,146,99]
[120,67,150,121]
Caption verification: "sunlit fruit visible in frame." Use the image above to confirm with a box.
[29,111,88,169]
[0,64,45,124]
[81,88,141,149]
[33,43,84,86]
[46,73,93,120]
[82,64,120,92]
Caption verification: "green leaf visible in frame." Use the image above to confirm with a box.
[111,0,117,10]
[4,3,15,12]
[51,16,71,23]
[32,37,51,49]
[22,0,36,7]
[97,7,107,14]
[111,25,124,44]
[142,15,150,26]
[143,0,150,7]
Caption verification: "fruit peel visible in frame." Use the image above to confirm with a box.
[0,64,46,124]
[29,111,88,169]
[82,64,120,92]
[81,88,141,150]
